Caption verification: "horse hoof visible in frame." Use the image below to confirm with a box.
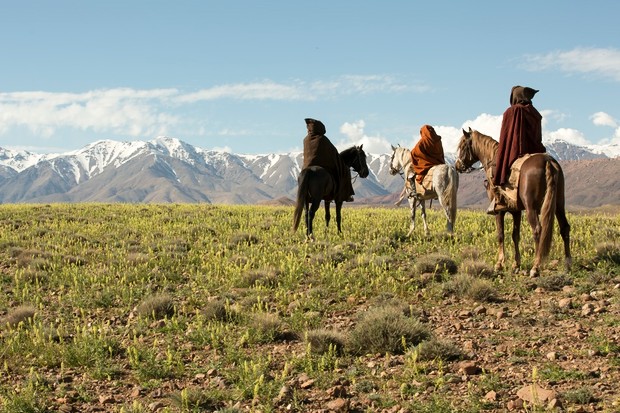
[529,268,539,278]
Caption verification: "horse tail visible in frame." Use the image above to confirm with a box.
[539,158,557,260]
[440,165,459,227]
[292,169,310,232]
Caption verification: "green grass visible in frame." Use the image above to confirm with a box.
[0,203,618,411]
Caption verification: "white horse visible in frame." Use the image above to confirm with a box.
[389,145,459,236]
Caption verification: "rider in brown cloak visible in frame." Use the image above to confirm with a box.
[411,124,446,183]
[302,118,354,202]
[489,86,546,213]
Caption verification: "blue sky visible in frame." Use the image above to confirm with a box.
[1,0,620,155]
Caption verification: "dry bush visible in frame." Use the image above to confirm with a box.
[535,274,573,291]
[203,299,239,323]
[249,312,296,343]
[443,274,498,302]
[240,268,280,288]
[348,306,430,355]
[595,242,620,264]
[136,294,175,320]
[460,259,495,278]
[414,253,457,275]
[305,328,347,355]
[2,305,36,329]
[413,337,463,362]
[229,233,259,247]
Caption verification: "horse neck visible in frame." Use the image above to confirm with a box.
[398,149,411,170]
[472,132,498,166]
[339,147,356,167]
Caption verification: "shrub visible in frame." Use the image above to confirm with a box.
[348,306,430,355]
[305,328,347,355]
[2,305,36,329]
[414,253,457,275]
[135,294,175,320]
[413,337,463,362]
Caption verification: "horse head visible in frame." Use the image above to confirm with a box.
[455,127,478,173]
[389,144,405,175]
[352,145,369,178]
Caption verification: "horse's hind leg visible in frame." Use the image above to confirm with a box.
[324,200,331,228]
[525,207,543,277]
[420,201,429,236]
[511,212,522,273]
[556,207,572,272]
[406,197,417,236]
[335,201,343,234]
[307,200,321,241]
[494,213,507,272]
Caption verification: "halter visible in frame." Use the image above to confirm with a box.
[350,146,368,181]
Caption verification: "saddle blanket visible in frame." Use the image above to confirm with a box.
[496,153,546,209]
[405,165,436,195]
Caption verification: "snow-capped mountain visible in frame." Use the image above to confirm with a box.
[0,137,617,206]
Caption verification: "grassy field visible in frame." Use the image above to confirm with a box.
[0,203,619,412]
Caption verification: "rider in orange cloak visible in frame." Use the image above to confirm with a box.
[410,124,446,184]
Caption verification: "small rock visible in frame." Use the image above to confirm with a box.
[516,384,557,405]
[546,351,558,361]
[558,298,572,309]
[58,405,73,413]
[458,361,481,375]
[326,398,348,412]
[329,385,348,398]
[548,398,563,409]
[98,395,114,405]
[300,379,315,389]
[148,401,166,411]
[458,310,472,319]
[473,305,486,315]
[484,390,497,401]
[582,303,595,316]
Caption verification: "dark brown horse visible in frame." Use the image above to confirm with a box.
[292,145,369,240]
[455,128,571,277]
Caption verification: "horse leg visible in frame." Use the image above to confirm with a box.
[556,207,572,272]
[420,201,429,236]
[494,212,506,272]
[511,212,522,273]
[395,184,407,206]
[335,201,343,234]
[525,207,542,277]
[406,197,417,236]
[307,200,321,241]
[324,200,331,228]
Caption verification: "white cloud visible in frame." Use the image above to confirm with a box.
[337,119,392,154]
[590,111,618,128]
[520,47,620,81]
[545,128,590,146]
[0,88,179,138]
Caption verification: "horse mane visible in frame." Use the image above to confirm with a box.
[339,146,359,163]
[470,129,499,166]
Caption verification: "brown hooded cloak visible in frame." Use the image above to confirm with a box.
[493,86,546,186]
[411,125,446,183]
[302,118,354,200]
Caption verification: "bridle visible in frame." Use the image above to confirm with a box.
[350,146,368,181]
[389,147,406,179]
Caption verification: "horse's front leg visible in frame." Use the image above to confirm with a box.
[511,211,522,273]
[324,200,331,228]
[406,197,417,236]
[494,212,506,272]
[395,184,407,206]
[335,201,343,234]
[420,201,429,236]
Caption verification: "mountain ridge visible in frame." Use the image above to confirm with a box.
[0,137,617,207]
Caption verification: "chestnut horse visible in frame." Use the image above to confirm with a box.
[292,145,369,240]
[455,128,571,277]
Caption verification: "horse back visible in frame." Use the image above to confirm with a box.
[518,154,563,210]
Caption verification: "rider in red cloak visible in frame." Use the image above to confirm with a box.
[489,86,546,213]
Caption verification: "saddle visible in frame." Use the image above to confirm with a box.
[405,164,436,196]
[489,153,542,209]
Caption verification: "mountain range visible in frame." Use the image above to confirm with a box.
[0,137,618,208]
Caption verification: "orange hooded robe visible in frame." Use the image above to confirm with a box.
[411,125,445,183]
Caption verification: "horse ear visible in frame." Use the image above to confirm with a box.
[359,144,363,149]
[391,144,396,150]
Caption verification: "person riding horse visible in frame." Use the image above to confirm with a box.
[488,86,546,214]
[302,118,355,202]
[408,125,446,194]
